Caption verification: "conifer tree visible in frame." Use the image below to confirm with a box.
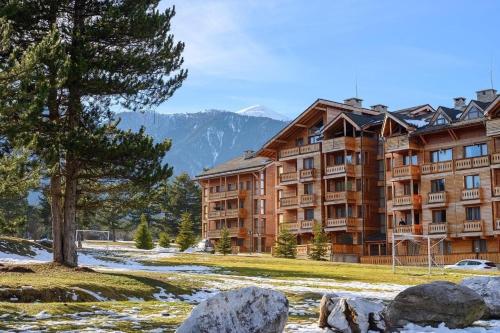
[309,221,328,261]
[176,212,195,251]
[274,226,297,258]
[158,232,170,248]
[0,1,186,266]
[164,173,201,234]
[216,226,232,255]
[134,214,154,250]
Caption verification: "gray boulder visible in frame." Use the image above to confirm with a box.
[461,276,500,319]
[176,287,288,333]
[318,293,385,333]
[385,281,486,329]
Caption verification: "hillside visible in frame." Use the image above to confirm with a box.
[117,110,287,176]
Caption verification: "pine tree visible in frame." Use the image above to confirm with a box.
[158,232,170,248]
[164,173,201,234]
[176,212,196,251]
[309,221,328,261]
[216,227,232,255]
[274,226,297,258]
[134,214,154,250]
[0,2,186,266]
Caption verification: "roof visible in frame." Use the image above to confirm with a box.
[473,100,493,111]
[196,153,272,179]
[440,107,462,120]
[344,112,384,128]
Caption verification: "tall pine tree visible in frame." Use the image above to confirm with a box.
[309,221,328,261]
[0,1,186,266]
[134,214,153,250]
[176,212,195,251]
[216,226,232,255]
[274,226,297,259]
[164,173,201,235]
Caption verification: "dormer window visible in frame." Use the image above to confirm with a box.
[435,116,448,125]
[466,107,482,120]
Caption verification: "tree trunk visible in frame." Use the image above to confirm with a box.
[62,161,78,267]
[50,173,65,264]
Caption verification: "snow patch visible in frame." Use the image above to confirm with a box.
[236,105,290,121]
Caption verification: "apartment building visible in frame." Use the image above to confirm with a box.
[197,89,500,263]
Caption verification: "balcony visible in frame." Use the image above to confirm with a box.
[486,118,500,137]
[325,163,354,176]
[322,137,356,153]
[280,196,298,207]
[428,223,447,234]
[299,168,317,179]
[421,161,453,175]
[208,190,246,201]
[279,147,300,159]
[461,188,480,201]
[496,220,500,230]
[324,191,356,202]
[207,227,246,238]
[392,165,420,179]
[494,187,500,197]
[279,143,320,160]
[393,195,421,208]
[385,135,419,152]
[280,171,298,183]
[300,220,314,229]
[393,224,423,235]
[207,208,246,219]
[300,194,315,206]
[325,217,359,231]
[427,192,446,204]
[492,153,500,165]
[279,221,299,232]
[455,156,490,170]
[463,220,482,233]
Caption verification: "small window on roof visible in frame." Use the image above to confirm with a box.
[435,116,448,125]
[466,107,482,120]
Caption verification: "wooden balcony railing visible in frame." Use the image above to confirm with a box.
[455,156,490,170]
[279,147,300,159]
[280,196,298,207]
[494,187,500,197]
[393,195,421,206]
[324,191,356,202]
[300,194,315,205]
[300,143,321,154]
[207,227,246,238]
[486,118,500,137]
[427,192,446,204]
[428,223,447,234]
[207,208,246,219]
[463,221,482,232]
[300,220,314,229]
[208,192,226,200]
[393,224,423,235]
[492,152,500,164]
[299,168,316,179]
[392,165,420,178]
[322,137,356,153]
[208,190,245,201]
[280,171,298,183]
[421,161,453,174]
[496,219,500,230]
[279,221,299,231]
[208,210,223,219]
[385,135,420,152]
[325,217,359,230]
[325,163,354,175]
[461,188,480,200]
[279,143,320,159]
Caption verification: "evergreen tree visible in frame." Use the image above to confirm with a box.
[164,173,201,235]
[0,1,186,266]
[216,226,232,255]
[309,222,328,261]
[158,232,170,248]
[134,214,153,250]
[176,212,195,251]
[274,226,297,259]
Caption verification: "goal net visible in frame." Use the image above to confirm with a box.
[391,232,447,274]
[75,230,110,249]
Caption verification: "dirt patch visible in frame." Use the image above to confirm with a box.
[74,266,95,273]
[0,266,34,273]
[0,286,100,302]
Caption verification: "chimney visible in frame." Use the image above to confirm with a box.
[244,150,254,159]
[344,97,363,108]
[371,104,388,112]
[476,89,497,103]
[453,97,466,110]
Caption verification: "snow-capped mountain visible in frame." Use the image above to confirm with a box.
[235,105,290,121]
[117,110,288,176]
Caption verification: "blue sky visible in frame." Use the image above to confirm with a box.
[158,0,500,118]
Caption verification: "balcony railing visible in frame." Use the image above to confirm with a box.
[455,156,490,170]
[463,221,482,232]
[300,143,321,154]
[279,221,299,231]
[393,224,423,235]
[385,135,418,152]
[325,217,359,230]
[492,152,500,164]
[393,195,421,206]
[496,220,500,230]
[392,165,420,178]
[300,194,315,205]
[421,161,453,175]
[208,192,226,200]
[279,143,321,159]
[280,196,298,207]
[428,223,447,234]
[208,190,245,201]
[299,168,316,179]
[279,147,300,159]
[207,208,246,219]
[494,187,500,197]
[207,227,246,238]
[461,188,480,200]
[322,137,356,153]
[325,163,354,175]
[427,192,446,204]
[486,118,500,137]
[324,191,356,202]
[300,220,314,229]
[280,171,298,183]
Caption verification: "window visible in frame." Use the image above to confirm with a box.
[466,107,482,120]
[227,183,236,191]
[304,183,314,195]
[403,153,418,165]
[335,206,346,218]
[303,157,314,169]
[356,152,361,165]
[334,154,344,165]
[431,179,445,193]
[357,205,363,218]
[473,239,487,253]
[435,116,448,125]
[333,180,345,192]
[296,137,304,147]
[464,175,480,189]
[356,179,362,192]
[304,208,314,220]
[432,210,446,223]
[466,206,481,221]
[308,120,323,144]
[403,183,411,195]
[464,143,487,158]
[260,172,265,195]
[430,148,452,162]
[345,154,353,164]
[260,199,265,214]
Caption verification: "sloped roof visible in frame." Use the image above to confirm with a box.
[440,107,462,120]
[473,100,493,111]
[196,153,271,179]
[344,112,384,128]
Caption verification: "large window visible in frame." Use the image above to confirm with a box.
[303,157,314,169]
[430,148,452,162]
[431,179,445,193]
[473,239,487,253]
[432,210,446,223]
[403,153,418,165]
[466,107,482,120]
[464,175,480,189]
[308,120,323,144]
[335,206,346,218]
[464,143,488,158]
[304,182,314,195]
[304,208,314,220]
[466,206,481,221]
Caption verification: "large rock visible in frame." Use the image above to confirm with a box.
[385,281,486,329]
[461,276,500,319]
[318,293,385,333]
[176,287,288,333]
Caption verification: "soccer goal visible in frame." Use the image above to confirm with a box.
[75,229,110,249]
[391,231,448,274]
